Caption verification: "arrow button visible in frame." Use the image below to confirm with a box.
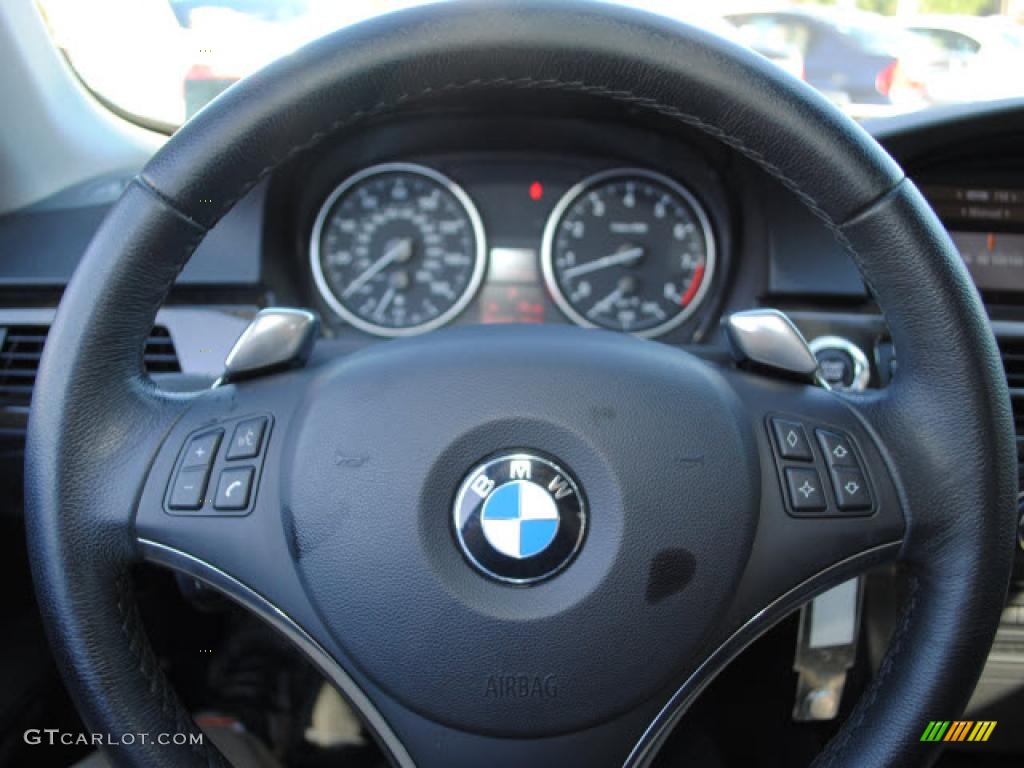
[816,430,858,468]
[831,467,872,512]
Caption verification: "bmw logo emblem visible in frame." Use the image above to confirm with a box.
[453,452,586,584]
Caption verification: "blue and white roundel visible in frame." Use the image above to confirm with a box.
[480,480,560,559]
[454,452,585,583]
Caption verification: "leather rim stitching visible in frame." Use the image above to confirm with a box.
[136,539,414,768]
[144,76,904,244]
[114,572,221,762]
[813,574,921,768]
[627,540,904,766]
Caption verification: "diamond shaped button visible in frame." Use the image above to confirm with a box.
[771,419,812,461]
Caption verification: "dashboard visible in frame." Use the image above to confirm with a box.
[309,162,715,338]
[4,108,1024,360]
[10,107,1024,384]
[273,114,741,348]
[278,113,1024,351]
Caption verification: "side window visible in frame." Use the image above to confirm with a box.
[940,30,981,55]
[780,20,813,56]
[910,28,981,56]
[732,15,811,57]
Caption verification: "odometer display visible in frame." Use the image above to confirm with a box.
[542,169,715,337]
[311,163,486,336]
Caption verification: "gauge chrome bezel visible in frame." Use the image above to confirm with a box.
[541,167,717,339]
[310,162,487,337]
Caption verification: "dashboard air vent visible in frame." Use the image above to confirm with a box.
[1014,396,1024,480]
[1000,337,1024,390]
[0,325,180,410]
[0,325,48,410]
[144,326,182,374]
[997,336,1024,485]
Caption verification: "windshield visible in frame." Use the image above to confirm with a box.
[37,0,1024,129]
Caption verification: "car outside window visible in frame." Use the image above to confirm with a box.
[35,0,1024,130]
[910,27,983,54]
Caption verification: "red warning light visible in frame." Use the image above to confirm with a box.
[529,181,544,202]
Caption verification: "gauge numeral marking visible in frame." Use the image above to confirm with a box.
[311,164,486,337]
[541,169,716,338]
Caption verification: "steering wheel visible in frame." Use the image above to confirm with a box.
[25,2,1018,766]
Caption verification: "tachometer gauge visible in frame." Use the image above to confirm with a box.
[542,169,715,337]
[311,163,486,336]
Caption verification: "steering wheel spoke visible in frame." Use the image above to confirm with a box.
[134,376,297,608]
[623,368,906,762]
[132,368,427,765]
[718,369,905,628]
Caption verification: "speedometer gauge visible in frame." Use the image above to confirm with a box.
[310,163,486,336]
[542,169,715,337]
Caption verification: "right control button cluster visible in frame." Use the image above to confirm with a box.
[769,417,874,518]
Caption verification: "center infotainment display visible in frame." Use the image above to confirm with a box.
[921,185,1024,293]
[947,231,1024,293]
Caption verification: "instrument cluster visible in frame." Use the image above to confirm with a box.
[309,158,722,340]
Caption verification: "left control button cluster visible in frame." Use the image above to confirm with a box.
[168,431,222,509]
[165,415,271,516]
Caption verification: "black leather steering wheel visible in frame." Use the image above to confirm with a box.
[25,2,1018,767]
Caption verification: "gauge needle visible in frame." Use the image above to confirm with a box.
[587,287,623,319]
[562,246,644,279]
[373,286,396,320]
[343,238,413,298]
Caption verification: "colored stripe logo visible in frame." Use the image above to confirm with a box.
[920,721,996,742]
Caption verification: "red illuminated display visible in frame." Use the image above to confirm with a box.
[480,285,545,324]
